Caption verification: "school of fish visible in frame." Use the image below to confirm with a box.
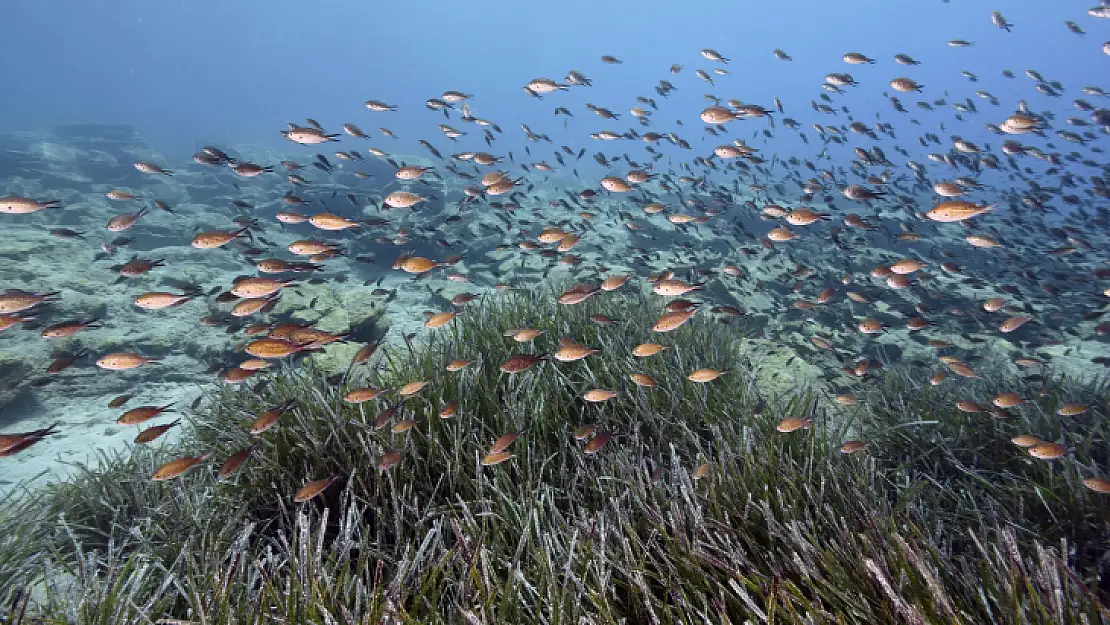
[3,5,1110,499]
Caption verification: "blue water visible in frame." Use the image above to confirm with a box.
[1,0,1100,175]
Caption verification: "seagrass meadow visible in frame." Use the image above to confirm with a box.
[0,289,1107,624]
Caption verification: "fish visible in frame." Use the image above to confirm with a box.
[0,196,61,214]
[118,403,174,425]
[0,290,59,313]
[151,454,210,481]
[134,419,181,444]
[40,318,102,338]
[96,352,161,370]
[191,227,252,249]
[293,475,341,502]
[0,423,59,456]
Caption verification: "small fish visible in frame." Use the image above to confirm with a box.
[0,423,59,456]
[217,447,256,481]
[151,454,210,481]
[118,403,174,425]
[134,419,181,444]
[107,394,133,408]
[293,475,341,502]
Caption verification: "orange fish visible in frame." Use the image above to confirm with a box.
[351,342,380,366]
[230,277,294,298]
[47,349,88,374]
[191,227,253,249]
[424,310,458,328]
[96,352,161,370]
[687,368,727,383]
[398,380,428,396]
[378,449,406,471]
[40,318,102,338]
[583,431,614,454]
[924,201,993,223]
[217,447,255,481]
[839,440,867,454]
[0,423,59,456]
[0,290,59,313]
[134,419,181,444]
[0,312,36,331]
[221,367,256,384]
[118,403,174,425]
[117,258,166,278]
[344,387,384,403]
[107,394,132,408]
[134,291,196,310]
[446,359,475,372]
[999,315,1032,333]
[557,284,602,305]
[490,432,521,454]
[776,417,812,433]
[151,454,210,481]
[652,309,696,332]
[250,400,297,434]
[288,240,340,256]
[553,341,600,362]
[632,343,667,357]
[1027,442,1066,460]
[230,297,277,317]
[293,475,341,502]
[397,256,440,274]
[373,402,405,430]
[481,451,516,466]
[499,354,545,373]
[600,275,630,291]
[309,213,362,231]
[583,389,617,402]
[244,338,312,359]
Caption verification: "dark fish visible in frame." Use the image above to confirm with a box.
[49,228,84,239]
